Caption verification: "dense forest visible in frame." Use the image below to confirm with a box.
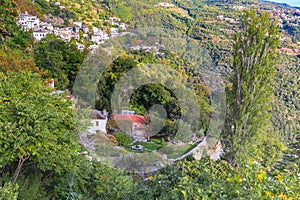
[0,0,299,199]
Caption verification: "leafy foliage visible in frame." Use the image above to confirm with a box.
[222,10,284,166]
[0,70,132,199]
[34,34,85,89]
[0,71,80,178]
[121,157,300,199]
[114,131,131,146]
[0,0,19,41]
[0,0,34,50]
[0,182,18,200]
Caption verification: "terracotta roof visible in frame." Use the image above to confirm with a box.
[113,114,147,124]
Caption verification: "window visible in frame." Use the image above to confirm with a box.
[96,121,99,126]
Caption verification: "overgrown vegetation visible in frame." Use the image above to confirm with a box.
[114,131,132,146]
[0,0,298,198]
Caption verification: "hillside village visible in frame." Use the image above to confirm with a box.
[17,11,126,53]
[1,0,299,199]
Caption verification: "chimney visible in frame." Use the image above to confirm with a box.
[103,109,107,117]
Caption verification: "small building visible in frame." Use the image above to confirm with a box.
[70,32,80,40]
[87,110,108,135]
[54,27,72,35]
[89,44,98,54]
[91,30,109,44]
[40,22,54,31]
[82,26,90,34]
[17,12,40,31]
[76,42,84,52]
[110,28,119,36]
[112,114,147,141]
[108,17,121,22]
[113,114,147,130]
[73,21,83,28]
[92,26,99,34]
[119,23,126,30]
[33,29,51,41]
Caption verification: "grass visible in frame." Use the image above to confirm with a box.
[124,141,197,160]
[160,144,196,159]
[125,141,165,153]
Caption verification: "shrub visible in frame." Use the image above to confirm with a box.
[0,182,18,200]
[106,134,119,146]
[114,131,131,146]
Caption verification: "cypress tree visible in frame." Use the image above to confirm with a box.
[223,10,284,166]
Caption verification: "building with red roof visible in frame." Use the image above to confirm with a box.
[113,114,147,130]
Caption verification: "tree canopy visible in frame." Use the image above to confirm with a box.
[222,9,284,166]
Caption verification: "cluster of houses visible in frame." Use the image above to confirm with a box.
[268,7,300,28]
[16,12,127,52]
[216,15,239,24]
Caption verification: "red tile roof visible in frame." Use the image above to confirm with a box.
[113,114,147,124]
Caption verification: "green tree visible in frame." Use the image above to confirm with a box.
[34,34,84,89]
[0,0,34,50]
[0,71,80,184]
[96,55,137,112]
[111,2,132,22]
[0,0,19,42]
[222,10,283,166]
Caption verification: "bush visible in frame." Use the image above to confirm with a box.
[0,182,18,200]
[121,157,300,199]
[114,131,131,146]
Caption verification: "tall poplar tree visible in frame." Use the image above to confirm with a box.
[222,10,284,165]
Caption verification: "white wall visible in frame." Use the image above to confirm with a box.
[87,119,107,135]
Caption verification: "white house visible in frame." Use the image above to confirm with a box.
[54,28,72,41]
[17,12,40,31]
[92,26,99,34]
[108,17,121,22]
[110,28,119,36]
[70,32,80,40]
[40,22,54,31]
[82,26,90,34]
[73,21,83,28]
[88,44,98,54]
[76,42,84,52]
[119,23,126,30]
[33,29,51,41]
[91,30,109,44]
[91,35,102,44]
[87,110,108,135]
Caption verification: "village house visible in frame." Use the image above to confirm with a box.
[91,35,102,44]
[73,21,83,28]
[108,17,121,23]
[82,25,90,33]
[40,22,54,31]
[156,2,175,7]
[119,23,126,30]
[54,27,72,36]
[110,27,119,36]
[91,30,109,44]
[70,32,80,40]
[76,42,84,52]
[113,111,148,141]
[17,12,40,31]
[87,109,109,135]
[33,29,51,41]
[88,44,98,54]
